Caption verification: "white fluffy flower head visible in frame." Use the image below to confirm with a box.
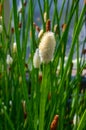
[13,42,17,53]
[73,114,80,125]
[38,29,44,39]
[0,25,3,34]
[0,16,2,22]
[33,48,41,68]
[44,12,47,22]
[39,31,56,63]
[6,54,13,65]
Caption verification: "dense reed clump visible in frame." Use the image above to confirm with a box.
[0,0,86,130]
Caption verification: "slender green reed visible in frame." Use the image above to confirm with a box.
[0,0,86,130]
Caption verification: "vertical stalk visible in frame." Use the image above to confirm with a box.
[59,0,66,20]
[12,0,33,129]
[39,64,50,130]
[22,0,30,61]
[77,109,86,130]
[58,4,86,129]
[65,0,70,22]
[38,0,45,30]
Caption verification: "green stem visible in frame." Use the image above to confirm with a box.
[59,0,66,20]
[77,109,86,130]
[12,0,33,129]
[39,64,50,130]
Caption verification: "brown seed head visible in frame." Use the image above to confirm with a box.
[62,23,67,32]
[46,19,51,32]
[84,0,86,4]
[36,26,40,32]
[23,1,27,6]
[22,100,27,119]
[54,115,59,121]
[11,27,14,34]
[50,115,59,130]
[48,92,51,101]
[25,63,28,69]
[33,22,40,32]
[18,22,22,28]
[24,111,27,119]
[38,71,42,82]
[82,49,86,55]
[8,66,11,71]
[0,3,2,16]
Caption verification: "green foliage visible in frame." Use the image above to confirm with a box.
[0,0,86,130]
